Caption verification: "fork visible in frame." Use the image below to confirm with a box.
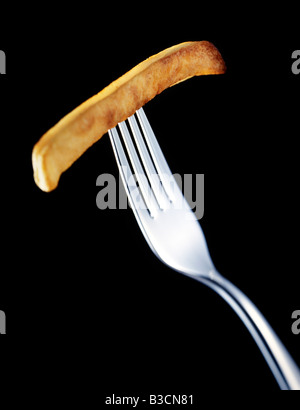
[108,107,300,390]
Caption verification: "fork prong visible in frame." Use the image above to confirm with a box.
[108,127,149,216]
[136,108,176,202]
[128,114,169,210]
[118,120,158,217]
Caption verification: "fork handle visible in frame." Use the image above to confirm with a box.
[194,271,300,390]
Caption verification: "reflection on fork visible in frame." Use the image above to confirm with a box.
[108,107,300,390]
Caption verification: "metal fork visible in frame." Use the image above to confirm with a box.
[108,107,300,390]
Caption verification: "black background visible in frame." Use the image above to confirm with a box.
[0,4,299,397]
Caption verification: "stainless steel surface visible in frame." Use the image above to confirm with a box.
[109,107,300,390]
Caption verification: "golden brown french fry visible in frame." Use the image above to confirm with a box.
[32,41,226,192]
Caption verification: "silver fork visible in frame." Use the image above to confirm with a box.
[108,107,300,390]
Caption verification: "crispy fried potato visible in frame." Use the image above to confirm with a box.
[32,41,226,191]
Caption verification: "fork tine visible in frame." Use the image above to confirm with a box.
[118,120,158,217]
[108,127,148,216]
[136,108,176,202]
[127,113,169,210]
